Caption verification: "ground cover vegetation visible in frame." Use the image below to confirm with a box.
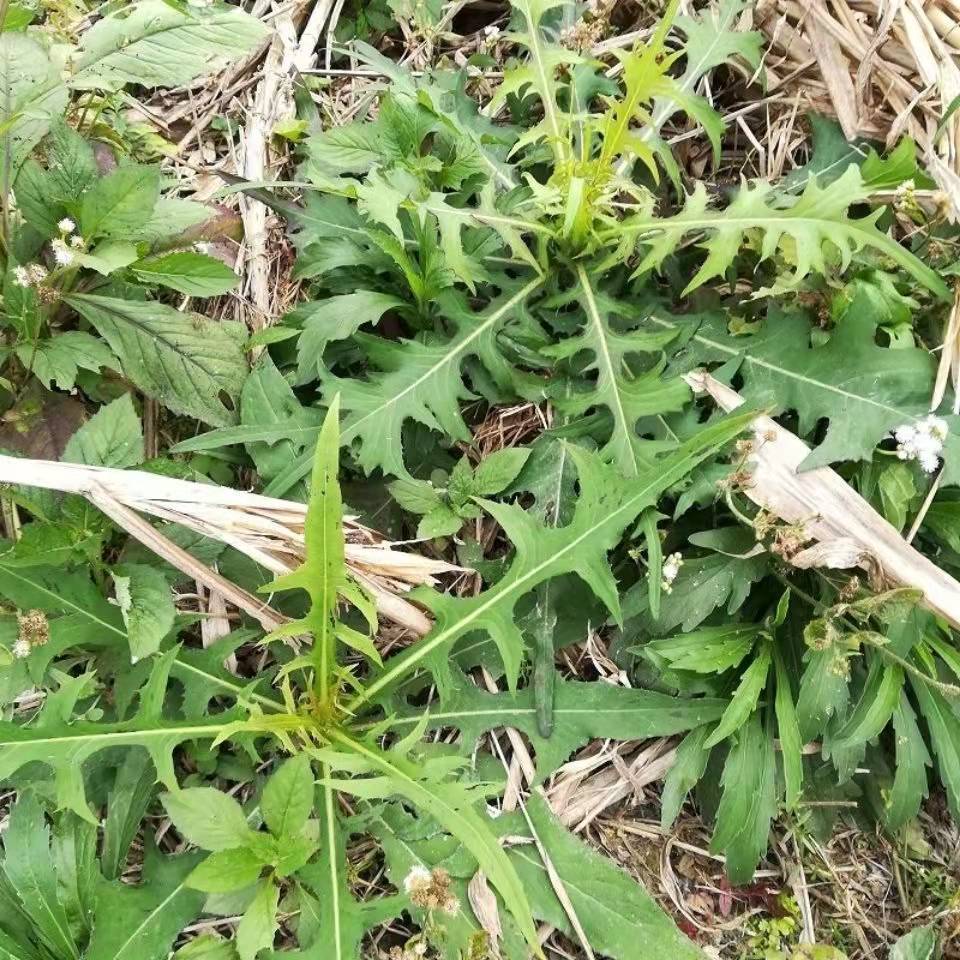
[0,0,957,957]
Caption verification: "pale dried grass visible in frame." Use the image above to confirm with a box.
[754,0,960,218]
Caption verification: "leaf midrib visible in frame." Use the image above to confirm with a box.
[67,295,234,386]
[343,279,543,439]
[0,563,122,636]
[577,266,640,478]
[347,414,749,711]
[647,313,920,422]
[321,774,344,960]
[265,278,543,495]
[0,564,279,711]
[387,703,712,725]
[0,721,226,750]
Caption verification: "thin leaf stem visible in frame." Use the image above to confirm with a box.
[772,571,960,699]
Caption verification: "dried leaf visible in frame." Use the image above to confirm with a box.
[467,871,502,953]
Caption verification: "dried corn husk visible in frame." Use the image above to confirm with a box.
[685,371,960,627]
[0,455,459,636]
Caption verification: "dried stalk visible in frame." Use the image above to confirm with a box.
[686,371,960,628]
[0,455,458,636]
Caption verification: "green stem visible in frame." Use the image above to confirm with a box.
[773,571,960,699]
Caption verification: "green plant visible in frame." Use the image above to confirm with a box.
[389,448,531,538]
[0,791,206,960]
[1,0,265,427]
[0,399,743,958]
[744,893,800,958]
[178,0,960,882]
[3,0,960,957]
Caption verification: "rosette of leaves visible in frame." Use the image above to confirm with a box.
[389,448,530,538]
[0,391,752,958]
[2,5,958,957]
[178,0,946,498]
[163,0,960,887]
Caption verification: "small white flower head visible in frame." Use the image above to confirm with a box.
[918,449,941,474]
[894,424,917,446]
[403,866,432,894]
[69,235,86,249]
[913,430,941,457]
[893,179,918,214]
[57,217,76,234]
[51,238,75,266]
[661,552,684,594]
[441,896,460,917]
[893,415,947,474]
[921,414,949,442]
[483,24,500,37]
[12,265,30,287]
[12,638,31,659]
[28,263,48,284]
[193,241,212,255]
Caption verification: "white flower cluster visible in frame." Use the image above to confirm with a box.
[15,219,86,283]
[894,414,948,475]
[12,637,31,659]
[403,866,431,893]
[661,551,683,594]
[402,865,459,916]
[894,179,917,213]
[13,263,48,287]
[51,217,85,266]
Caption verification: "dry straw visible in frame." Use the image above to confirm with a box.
[686,370,960,627]
[755,0,960,216]
[0,454,458,637]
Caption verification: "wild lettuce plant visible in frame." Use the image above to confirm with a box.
[1,0,959,958]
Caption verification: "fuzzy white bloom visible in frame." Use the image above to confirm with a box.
[893,414,948,474]
[918,449,941,475]
[12,638,31,659]
[403,866,431,893]
[13,265,30,287]
[57,217,76,234]
[921,413,949,442]
[28,263,48,284]
[483,24,500,37]
[70,235,86,249]
[661,552,683,593]
[894,179,915,199]
[193,241,212,255]
[51,239,75,266]
[894,424,916,446]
